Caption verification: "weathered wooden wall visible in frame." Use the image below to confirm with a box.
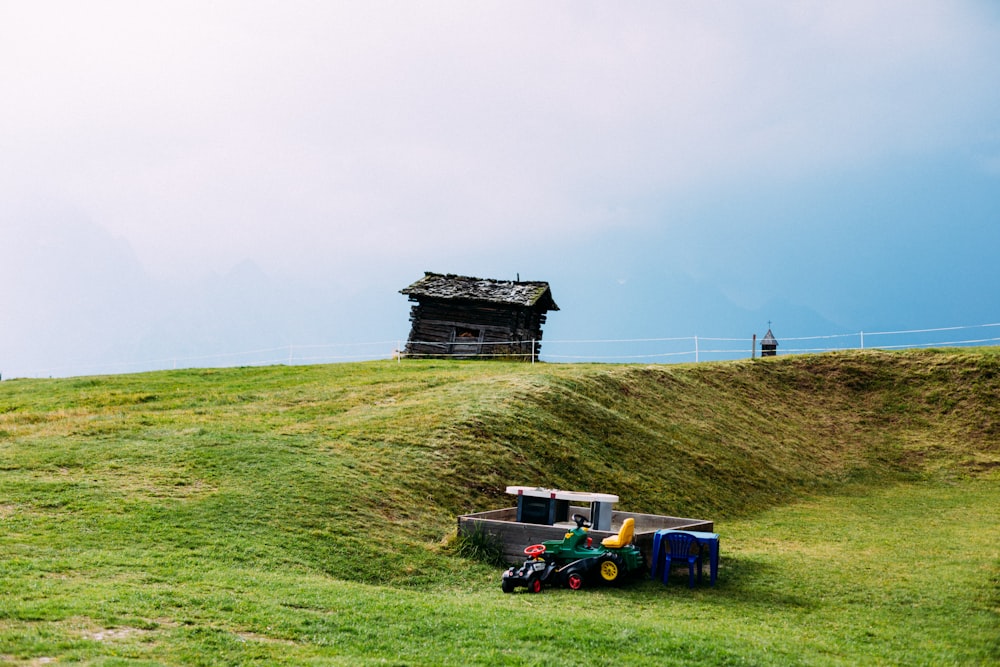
[404,299,549,360]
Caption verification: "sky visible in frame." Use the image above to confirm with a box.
[3,1,999,377]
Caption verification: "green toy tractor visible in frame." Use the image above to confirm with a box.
[502,513,643,592]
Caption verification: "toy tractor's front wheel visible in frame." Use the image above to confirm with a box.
[598,553,625,585]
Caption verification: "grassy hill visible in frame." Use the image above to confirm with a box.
[1,348,997,664]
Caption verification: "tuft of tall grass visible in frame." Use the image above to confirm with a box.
[451,525,507,567]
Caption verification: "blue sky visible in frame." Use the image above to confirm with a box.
[2,1,999,377]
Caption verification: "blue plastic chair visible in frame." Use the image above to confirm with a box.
[661,531,702,588]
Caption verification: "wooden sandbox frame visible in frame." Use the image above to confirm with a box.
[458,505,713,566]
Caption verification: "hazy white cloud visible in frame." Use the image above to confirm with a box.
[2,1,998,375]
[4,1,997,278]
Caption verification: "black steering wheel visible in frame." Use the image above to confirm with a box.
[572,513,592,529]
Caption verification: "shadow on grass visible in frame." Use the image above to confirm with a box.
[634,556,817,611]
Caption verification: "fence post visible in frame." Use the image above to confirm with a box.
[531,339,536,364]
[860,331,865,350]
[752,334,756,359]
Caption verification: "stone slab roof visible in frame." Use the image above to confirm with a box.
[400,272,559,311]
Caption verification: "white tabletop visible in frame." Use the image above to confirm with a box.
[505,486,619,504]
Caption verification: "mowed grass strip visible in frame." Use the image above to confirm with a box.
[0,480,995,665]
[0,349,997,664]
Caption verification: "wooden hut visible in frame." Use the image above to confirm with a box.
[400,272,559,361]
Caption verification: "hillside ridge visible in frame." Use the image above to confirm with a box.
[1,348,997,584]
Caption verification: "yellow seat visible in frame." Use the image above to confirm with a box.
[601,518,635,548]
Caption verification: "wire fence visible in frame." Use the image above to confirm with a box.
[8,322,1000,379]
[541,323,1000,363]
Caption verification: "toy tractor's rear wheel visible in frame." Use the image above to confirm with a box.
[598,553,625,585]
[565,571,584,590]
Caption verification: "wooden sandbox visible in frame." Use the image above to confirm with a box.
[458,505,713,566]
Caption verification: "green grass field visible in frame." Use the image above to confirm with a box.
[1,349,997,665]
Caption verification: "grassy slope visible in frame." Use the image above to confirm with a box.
[0,348,998,664]
[461,347,1000,515]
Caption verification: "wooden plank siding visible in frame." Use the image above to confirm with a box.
[404,301,549,360]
